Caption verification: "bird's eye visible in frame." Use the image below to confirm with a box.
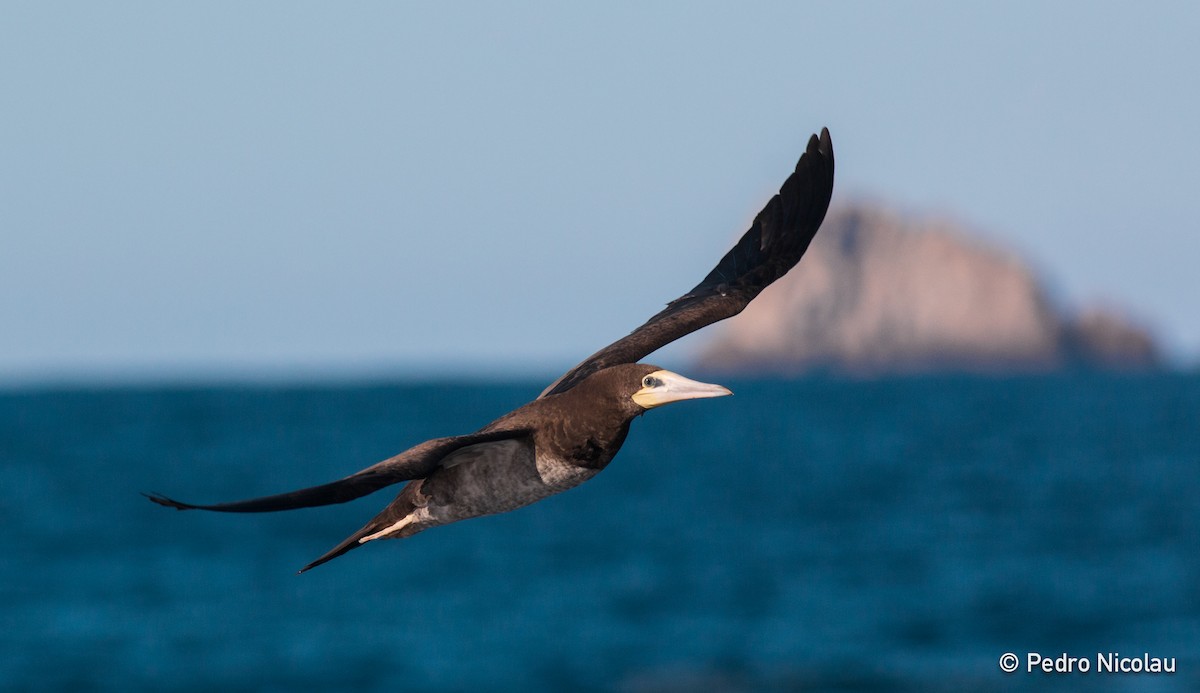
[643,376,661,388]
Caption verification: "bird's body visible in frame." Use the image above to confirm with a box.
[357,438,591,542]
[148,128,835,571]
[302,364,657,568]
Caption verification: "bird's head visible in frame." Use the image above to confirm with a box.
[577,363,732,414]
[631,366,732,410]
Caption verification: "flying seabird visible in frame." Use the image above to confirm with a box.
[147,128,835,572]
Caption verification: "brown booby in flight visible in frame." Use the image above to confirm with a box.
[147,128,835,572]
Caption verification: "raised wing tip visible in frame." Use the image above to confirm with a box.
[538,124,834,398]
[810,127,833,156]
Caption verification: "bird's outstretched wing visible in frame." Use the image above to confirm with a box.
[540,128,834,398]
[144,428,532,513]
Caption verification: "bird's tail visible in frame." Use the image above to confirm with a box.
[298,525,376,573]
[298,486,425,573]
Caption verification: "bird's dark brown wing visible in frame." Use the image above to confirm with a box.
[143,427,532,513]
[540,127,834,398]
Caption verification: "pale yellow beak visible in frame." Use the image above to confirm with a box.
[631,370,733,409]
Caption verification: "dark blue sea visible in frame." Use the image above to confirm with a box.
[2,374,1198,692]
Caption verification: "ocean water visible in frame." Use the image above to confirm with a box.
[1,374,1197,692]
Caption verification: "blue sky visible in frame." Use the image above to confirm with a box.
[3,3,1197,381]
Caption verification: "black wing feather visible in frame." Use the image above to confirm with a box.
[540,127,834,397]
[144,428,531,513]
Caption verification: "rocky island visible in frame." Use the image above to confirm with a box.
[696,204,1160,376]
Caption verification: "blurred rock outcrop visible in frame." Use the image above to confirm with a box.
[696,204,1161,375]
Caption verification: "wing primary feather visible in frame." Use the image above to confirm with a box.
[539,127,833,398]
